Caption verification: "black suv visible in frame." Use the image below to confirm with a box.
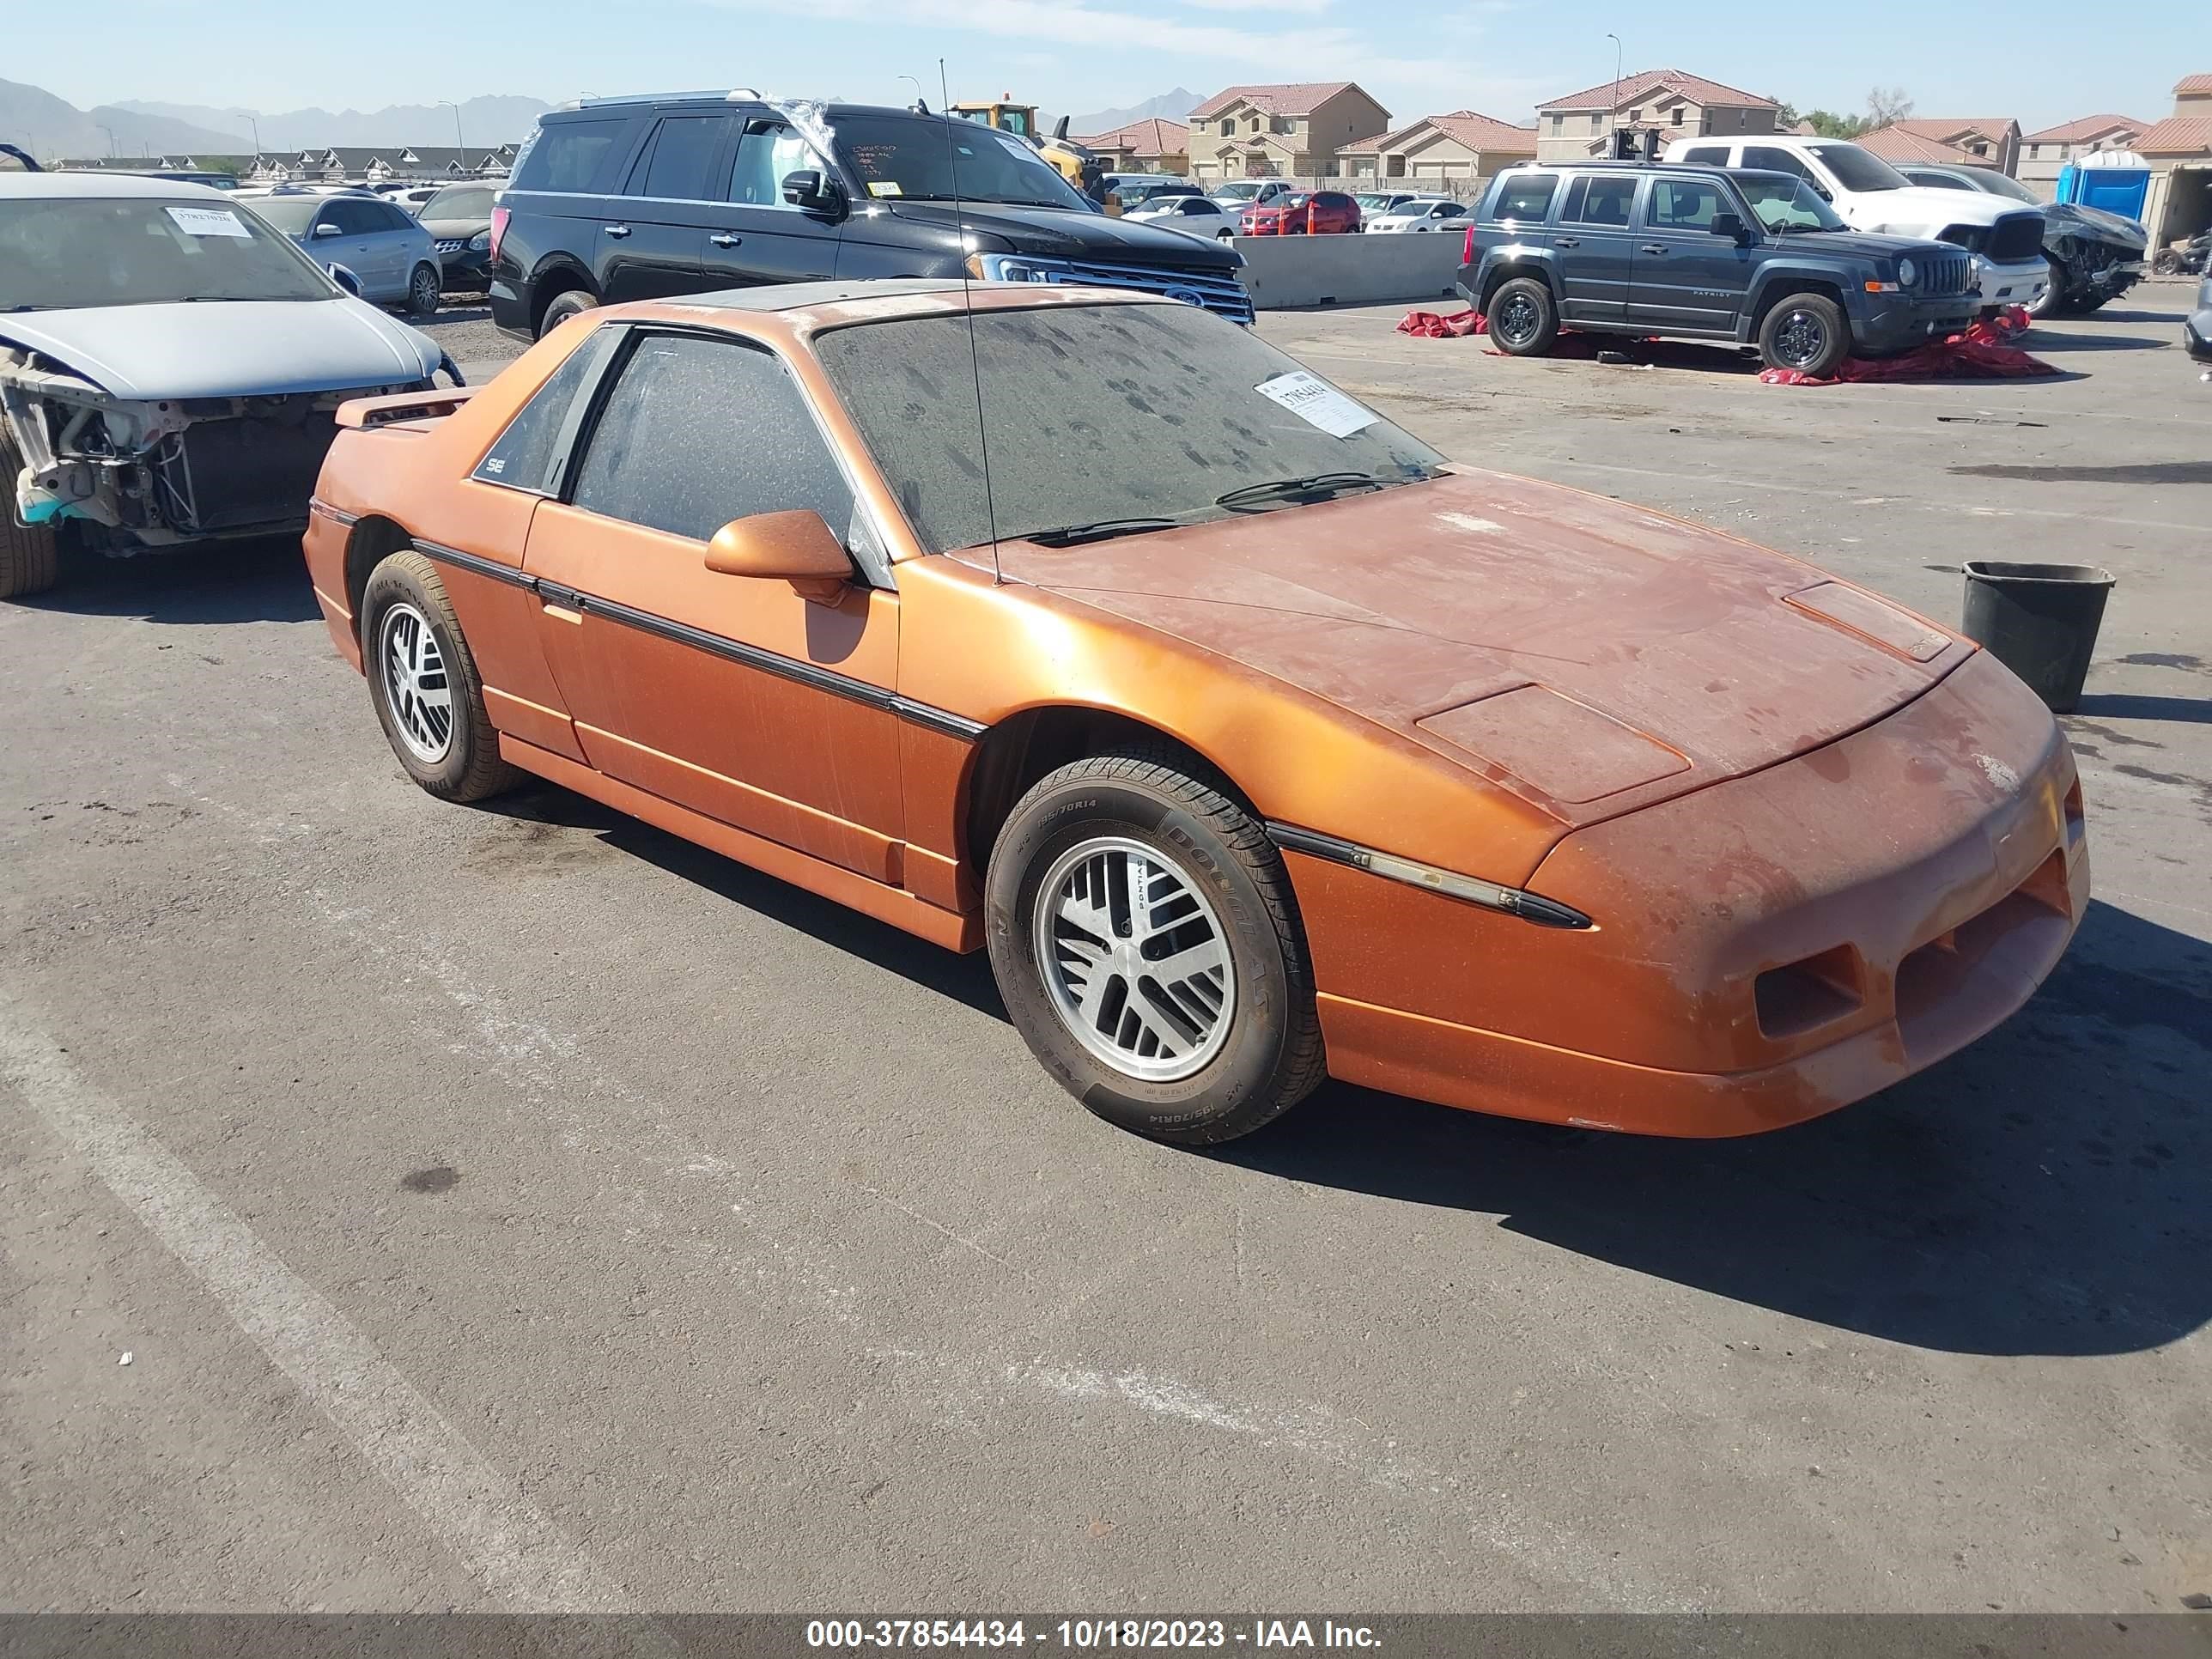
[489,92,1250,339]
[1458,162,1975,376]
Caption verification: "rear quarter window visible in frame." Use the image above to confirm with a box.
[514,118,631,194]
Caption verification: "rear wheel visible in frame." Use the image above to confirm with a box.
[0,428,60,601]
[360,550,519,802]
[536,287,598,339]
[1758,292,1850,377]
[1486,276,1558,356]
[986,750,1325,1145]
[404,262,443,317]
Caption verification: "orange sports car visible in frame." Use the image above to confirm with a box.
[303,280,2087,1145]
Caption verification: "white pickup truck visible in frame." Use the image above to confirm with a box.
[1666,134,2047,316]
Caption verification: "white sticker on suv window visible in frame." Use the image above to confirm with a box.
[164,206,252,238]
[866,180,903,198]
[1254,370,1378,438]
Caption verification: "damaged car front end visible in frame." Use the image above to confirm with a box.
[1,173,455,598]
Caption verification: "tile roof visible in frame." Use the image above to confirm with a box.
[1881,118,2020,140]
[1857,126,1981,163]
[1538,68,1777,112]
[2134,116,2212,153]
[1076,118,1188,155]
[1188,82,1365,119]
[1340,110,1534,153]
[2021,112,2148,143]
[2173,74,2212,95]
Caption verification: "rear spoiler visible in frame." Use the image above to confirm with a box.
[336,386,477,429]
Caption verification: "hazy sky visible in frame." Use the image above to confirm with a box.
[16,0,2187,132]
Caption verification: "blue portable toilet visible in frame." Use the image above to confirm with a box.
[2058,149,2150,222]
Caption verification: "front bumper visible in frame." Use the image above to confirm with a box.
[1855,295,1979,355]
[2084,258,2144,298]
[435,246,491,286]
[1974,253,2048,308]
[1291,649,2087,1136]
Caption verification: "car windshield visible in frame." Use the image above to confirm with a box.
[240,196,323,233]
[1968,171,2039,204]
[816,301,1444,556]
[1806,143,1911,192]
[422,185,495,217]
[0,196,335,311]
[1905,170,1975,191]
[1214,183,1266,201]
[831,113,1091,210]
[1737,177,1848,233]
[1352,193,1396,211]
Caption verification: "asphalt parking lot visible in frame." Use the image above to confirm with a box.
[3,284,2207,1615]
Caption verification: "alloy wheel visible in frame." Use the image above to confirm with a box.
[1775,308,1827,369]
[1494,292,1540,346]
[1033,836,1237,1083]
[378,600,453,763]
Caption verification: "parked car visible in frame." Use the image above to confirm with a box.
[1460,162,1977,377]
[1896,163,2145,318]
[2185,269,2212,362]
[240,188,444,314]
[304,281,2085,1145]
[1352,191,1433,217]
[1103,176,1200,210]
[0,172,453,599]
[369,182,447,212]
[415,182,498,289]
[1241,190,1361,235]
[1666,135,2048,315]
[489,93,1251,339]
[1367,198,1468,234]
[1121,194,1239,240]
[1210,179,1297,213]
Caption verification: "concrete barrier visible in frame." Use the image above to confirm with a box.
[1231,233,1466,310]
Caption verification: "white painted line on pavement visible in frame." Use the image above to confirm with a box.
[0,1001,637,1615]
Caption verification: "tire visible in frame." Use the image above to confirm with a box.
[1486,275,1559,356]
[985,749,1325,1146]
[2153,250,2179,276]
[359,549,520,803]
[404,262,443,317]
[536,286,599,339]
[0,427,61,601]
[1758,292,1850,377]
[2025,258,2073,321]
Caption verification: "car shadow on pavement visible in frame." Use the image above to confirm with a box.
[1215,897,2209,1359]
[2016,330,2173,353]
[2071,693,2212,726]
[18,534,319,625]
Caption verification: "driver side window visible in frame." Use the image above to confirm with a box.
[726,123,812,207]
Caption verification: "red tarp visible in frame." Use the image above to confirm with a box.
[1395,303,2058,384]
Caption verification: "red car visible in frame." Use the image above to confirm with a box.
[1240,190,1362,235]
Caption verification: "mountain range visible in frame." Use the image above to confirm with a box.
[2,78,550,161]
[1066,89,1205,136]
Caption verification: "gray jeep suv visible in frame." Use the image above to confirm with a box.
[1457,162,1978,376]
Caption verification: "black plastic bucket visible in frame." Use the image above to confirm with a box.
[1960,561,2114,714]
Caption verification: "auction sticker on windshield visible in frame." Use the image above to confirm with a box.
[164,206,252,239]
[1255,370,1379,439]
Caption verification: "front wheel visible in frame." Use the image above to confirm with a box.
[360,550,520,802]
[2025,258,2071,320]
[1486,276,1558,356]
[1759,293,1850,377]
[986,750,1325,1145]
[0,428,60,600]
[404,262,442,317]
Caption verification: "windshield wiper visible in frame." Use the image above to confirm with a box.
[1026,516,1188,547]
[1215,471,1402,510]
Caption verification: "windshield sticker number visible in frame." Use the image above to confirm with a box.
[165,206,252,239]
[1255,371,1379,439]
[866,181,903,198]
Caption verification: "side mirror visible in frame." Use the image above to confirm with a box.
[313,221,343,239]
[705,510,854,604]
[326,264,363,296]
[1711,210,1753,245]
[780,169,842,216]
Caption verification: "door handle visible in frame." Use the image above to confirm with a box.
[710,233,741,248]
[604,224,631,240]
[1553,236,1581,247]
[1640,244,1668,254]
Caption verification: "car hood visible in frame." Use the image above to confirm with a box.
[2043,203,2148,249]
[884,200,1241,268]
[0,298,442,400]
[1762,228,1954,263]
[420,215,490,238]
[993,470,1973,825]
[1853,186,2039,233]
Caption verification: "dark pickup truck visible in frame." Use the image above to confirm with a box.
[488,92,1252,339]
[1458,161,1976,377]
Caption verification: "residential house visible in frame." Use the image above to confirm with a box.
[1186,83,1391,180]
[240,145,519,185]
[2017,114,2149,198]
[2137,75,2212,247]
[1335,111,1537,188]
[1857,118,2021,173]
[1076,118,1189,175]
[1534,69,1778,161]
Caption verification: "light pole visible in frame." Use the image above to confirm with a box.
[247,114,260,165]
[439,100,465,167]
[1606,33,1623,151]
[99,123,116,158]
